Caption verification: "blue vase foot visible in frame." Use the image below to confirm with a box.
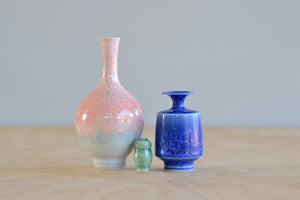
[164,160,194,171]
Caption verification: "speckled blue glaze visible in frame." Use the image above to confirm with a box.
[155,91,203,171]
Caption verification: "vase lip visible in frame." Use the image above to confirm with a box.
[134,137,152,149]
[162,91,194,95]
[100,37,120,40]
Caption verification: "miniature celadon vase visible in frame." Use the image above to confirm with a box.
[155,91,203,171]
[75,37,144,168]
[133,138,153,171]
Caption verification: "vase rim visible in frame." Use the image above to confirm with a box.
[100,37,120,39]
[162,91,194,95]
[134,137,152,148]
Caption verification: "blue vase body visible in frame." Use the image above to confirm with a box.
[155,91,203,171]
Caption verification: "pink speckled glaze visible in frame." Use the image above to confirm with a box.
[75,37,144,168]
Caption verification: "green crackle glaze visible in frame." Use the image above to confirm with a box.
[133,138,153,171]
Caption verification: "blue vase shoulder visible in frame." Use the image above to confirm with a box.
[158,108,199,114]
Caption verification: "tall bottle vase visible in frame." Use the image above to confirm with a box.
[75,37,144,168]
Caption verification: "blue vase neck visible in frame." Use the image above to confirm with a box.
[170,95,186,111]
[163,91,194,112]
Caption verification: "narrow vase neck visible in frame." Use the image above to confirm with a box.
[100,37,120,84]
[170,95,187,111]
[163,91,194,112]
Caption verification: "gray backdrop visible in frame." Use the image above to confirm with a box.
[1,0,300,127]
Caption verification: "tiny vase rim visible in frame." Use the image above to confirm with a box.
[134,137,152,149]
[162,91,194,95]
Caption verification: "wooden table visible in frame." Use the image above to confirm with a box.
[0,127,299,199]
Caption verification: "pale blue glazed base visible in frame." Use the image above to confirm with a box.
[93,158,126,168]
[81,130,139,168]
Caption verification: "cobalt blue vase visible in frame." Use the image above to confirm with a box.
[155,91,203,171]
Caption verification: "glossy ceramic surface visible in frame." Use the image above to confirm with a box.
[75,37,144,168]
[133,138,153,172]
[155,91,203,171]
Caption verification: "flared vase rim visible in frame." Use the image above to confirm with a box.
[100,37,120,40]
[162,91,194,95]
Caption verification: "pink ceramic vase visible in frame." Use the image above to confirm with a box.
[75,37,144,168]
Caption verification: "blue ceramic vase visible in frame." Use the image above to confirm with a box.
[155,91,203,171]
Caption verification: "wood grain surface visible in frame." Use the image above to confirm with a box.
[0,127,299,200]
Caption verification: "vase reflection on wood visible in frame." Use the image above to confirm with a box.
[155,91,203,171]
[75,37,144,168]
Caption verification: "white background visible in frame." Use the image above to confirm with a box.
[1,0,299,127]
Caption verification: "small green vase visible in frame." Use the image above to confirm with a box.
[133,138,153,171]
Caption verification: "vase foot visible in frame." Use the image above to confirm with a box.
[93,158,126,169]
[164,160,194,171]
[136,168,150,172]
